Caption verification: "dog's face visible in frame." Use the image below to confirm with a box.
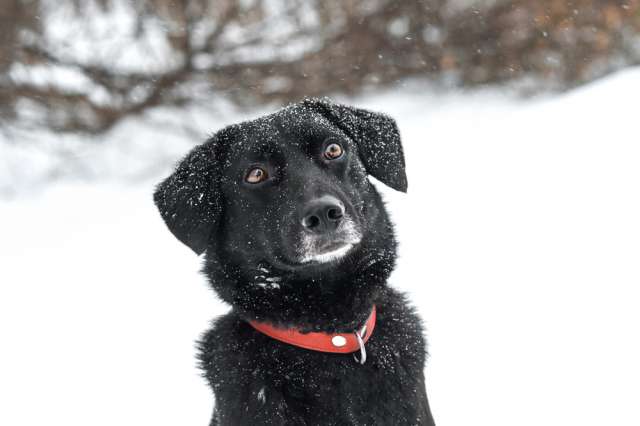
[219,113,366,270]
[154,99,407,319]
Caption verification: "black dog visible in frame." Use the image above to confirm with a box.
[154,98,435,425]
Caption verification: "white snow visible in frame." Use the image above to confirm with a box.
[257,387,266,404]
[2,68,640,425]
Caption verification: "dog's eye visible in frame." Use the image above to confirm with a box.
[245,167,268,184]
[324,143,343,160]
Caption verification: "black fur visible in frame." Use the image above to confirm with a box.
[154,98,435,425]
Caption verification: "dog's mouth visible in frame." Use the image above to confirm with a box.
[297,229,362,265]
[296,215,363,265]
[267,240,359,271]
[300,242,356,264]
[266,214,363,269]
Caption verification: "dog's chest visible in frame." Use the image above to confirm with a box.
[202,294,430,425]
[273,344,424,424]
[239,312,427,424]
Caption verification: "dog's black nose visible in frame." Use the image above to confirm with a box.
[302,196,345,233]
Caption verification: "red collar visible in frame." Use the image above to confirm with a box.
[248,306,376,354]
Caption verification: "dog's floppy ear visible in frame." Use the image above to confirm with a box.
[153,140,221,255]
[304,98,408,193]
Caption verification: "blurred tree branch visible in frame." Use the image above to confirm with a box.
[2,0,640,134]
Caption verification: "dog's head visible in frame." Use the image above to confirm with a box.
[154,99,407,325]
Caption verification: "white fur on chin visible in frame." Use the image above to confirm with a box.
[301,243,354,264]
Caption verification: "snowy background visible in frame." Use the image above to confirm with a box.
[2,70,640,425]
[2,1,640,425]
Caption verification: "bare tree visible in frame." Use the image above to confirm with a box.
[2,0,639,135]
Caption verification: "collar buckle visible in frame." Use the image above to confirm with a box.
[353,326,367,365]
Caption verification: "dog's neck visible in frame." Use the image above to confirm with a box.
[204,245,396,333]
